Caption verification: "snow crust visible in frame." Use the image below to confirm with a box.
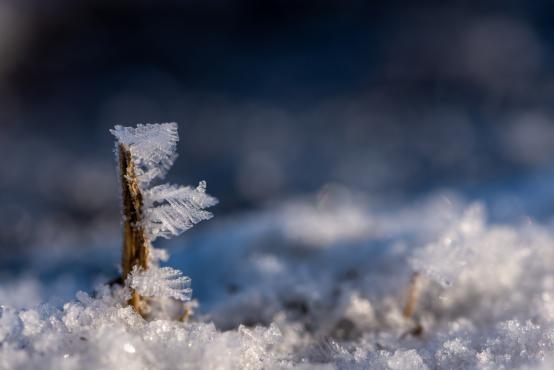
[3,189,554,369]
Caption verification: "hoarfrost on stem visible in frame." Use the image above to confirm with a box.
[110,122,217,306]
[111,123,218,243]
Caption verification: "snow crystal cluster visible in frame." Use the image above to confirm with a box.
[0,287,282,370]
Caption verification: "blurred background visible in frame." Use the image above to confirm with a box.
[2,0,554,281]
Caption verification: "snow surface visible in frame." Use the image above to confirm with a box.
[2,188,554,369]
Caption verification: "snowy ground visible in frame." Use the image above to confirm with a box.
[3,183,554,369]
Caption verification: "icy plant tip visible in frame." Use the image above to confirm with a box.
[110,122,218,317]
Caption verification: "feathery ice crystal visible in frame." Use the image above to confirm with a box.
[111,122,217,316]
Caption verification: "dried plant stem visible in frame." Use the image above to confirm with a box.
[179,307,191,322]
[119,144,149,316]
[403,272,422,318]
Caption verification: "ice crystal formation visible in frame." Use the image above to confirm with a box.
[110,122,217,316]
[129,265,192,301]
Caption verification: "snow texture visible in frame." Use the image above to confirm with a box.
[0,288,282,370]
[409,202,486,286]
[4,190,554,369]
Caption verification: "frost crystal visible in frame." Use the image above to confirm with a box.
[129,266,192,301]
[145,181,218,241]
[111,123,179,185]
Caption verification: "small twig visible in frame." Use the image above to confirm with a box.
[402,272,422,318]
[119,144,149,316]
[179,301,198,322]
[179,306,191,322]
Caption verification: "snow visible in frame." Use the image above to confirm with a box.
[409,202,486,287]
[2,124,554,369]
[3,190,554,369]
[0,289,282,370]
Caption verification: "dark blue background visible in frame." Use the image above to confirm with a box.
[2,0,554,268]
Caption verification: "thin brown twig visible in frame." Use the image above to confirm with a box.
[119,144,149,316]
[179,306,191,323]
[402,272,422,318]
